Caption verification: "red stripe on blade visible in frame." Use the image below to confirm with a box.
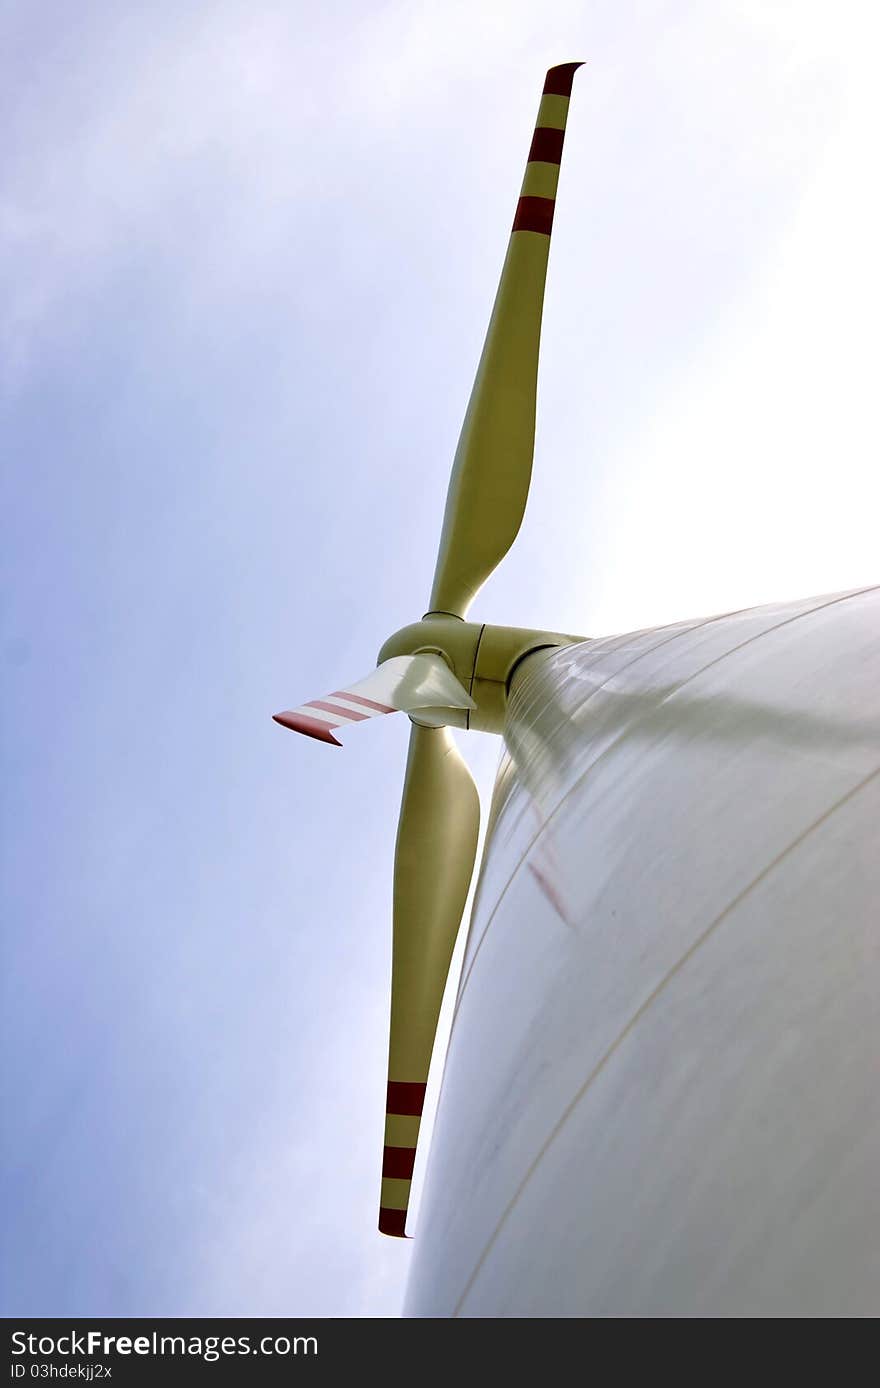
[382,1146,417,1180]
[271,711,342,746]
[386,1081,427,1116]
[305,699,369,721]
[528,126,565,165]
[330,690,395,714]
[543,62,584,96]
[378,1207,408,1238]
[513,195,555,236]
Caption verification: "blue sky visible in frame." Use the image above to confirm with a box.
[2,1,878,1316]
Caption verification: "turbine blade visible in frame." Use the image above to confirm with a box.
[273,654,475,745]
[429,62,583,619]
[379,724,480,1237]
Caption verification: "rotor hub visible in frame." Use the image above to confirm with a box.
[378,617,583,733]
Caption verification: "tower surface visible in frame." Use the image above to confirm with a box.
[406,587,879,1316]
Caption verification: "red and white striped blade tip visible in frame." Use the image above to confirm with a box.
[272,711,342,746]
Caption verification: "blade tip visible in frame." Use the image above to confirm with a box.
[543,61,586,95]
[378,1207,410,1238]
[272,712,342,746]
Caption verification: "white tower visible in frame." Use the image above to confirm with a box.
[407,586,880,1316]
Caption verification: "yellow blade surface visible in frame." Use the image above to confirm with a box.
[428,62,583,619]
[378,724,480,1237]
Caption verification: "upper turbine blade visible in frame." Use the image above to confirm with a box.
[378,724,480,1237]
[273,653,474,746]
[428,62,583,619]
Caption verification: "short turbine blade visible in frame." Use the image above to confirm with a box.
[378,724,480,1237]
[273,654,475,745]
[429,62,583,619]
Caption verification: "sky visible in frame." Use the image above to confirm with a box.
[2,0,878,1318]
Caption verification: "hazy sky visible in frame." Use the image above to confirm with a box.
[2,1,878,1317]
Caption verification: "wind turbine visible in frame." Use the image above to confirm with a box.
[275,63,584,1238]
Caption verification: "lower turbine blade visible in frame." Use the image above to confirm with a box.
[378,724,480,1237]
